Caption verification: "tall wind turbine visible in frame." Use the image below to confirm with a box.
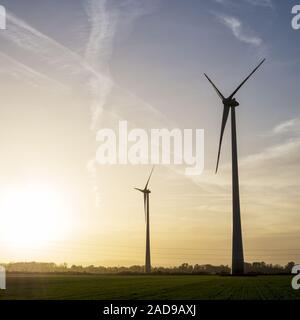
[204,59,265,275]
[135,166,155,274]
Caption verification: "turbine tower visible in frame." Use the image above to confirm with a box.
[135,166,155,274]
[204,59,265,275]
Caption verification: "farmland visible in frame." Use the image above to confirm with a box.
[0,274,299,300]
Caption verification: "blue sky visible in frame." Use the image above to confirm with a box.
[0,0,299,266]
[2,0,299,135]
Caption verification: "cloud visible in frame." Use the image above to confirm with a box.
[82,0,160,206]
[192,117,300,192]
[186,117,300,247]
[216,14,262,46]
[230,118,300,192]
[83,0,118,132]
[243,0,273,8]
[0,52,69,91]
[0,3,163,208]
[213,0,273,8]
[272,118,300,136]
[0,11,107,85]
[83,0,159,131]
[240,139,300,174]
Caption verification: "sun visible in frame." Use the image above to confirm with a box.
[0,182,71,249]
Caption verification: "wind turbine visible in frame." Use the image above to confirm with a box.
[204,59,265,275]
[135,166,155,274]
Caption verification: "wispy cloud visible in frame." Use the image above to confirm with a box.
[185,117,300,243]
[84,0,118,132]
[84,0,159,132]
[0,52,68,91]
[83,0,160,206]
[221,118,300,189]
[191,117,300,190]
[213,0,273,8]
[244,0,273,8]
[216,14,262,46]
[272,118,300,136]
[0,3,163,207]
[240,138,300,176]
[0,12,105,84]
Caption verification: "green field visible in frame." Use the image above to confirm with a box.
[0,274,299,300]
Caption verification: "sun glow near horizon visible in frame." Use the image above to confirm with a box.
[0,182,72,250]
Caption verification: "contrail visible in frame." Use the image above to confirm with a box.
[1,9,110,207]
[84,0,123,207]
[0,51,68,91]
[0,6,167,131]
[1,11,113,90]
[1,3,187,207]
[83,0,161,206]
[84,0,118,131]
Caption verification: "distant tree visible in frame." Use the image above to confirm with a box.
[285,261,296,272]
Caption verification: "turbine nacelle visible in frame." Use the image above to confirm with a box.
[223,97,239,108]
[134,188,151,194]
[134,166,155,194]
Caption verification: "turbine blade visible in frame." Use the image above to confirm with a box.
[134,188,144,193]
[216,106,230,174]
[204,73,225,100]
[229,59,266,99]
[145,166,155,190]
[144,193,147,223]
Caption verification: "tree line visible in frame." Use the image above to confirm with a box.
[0,261,297,275]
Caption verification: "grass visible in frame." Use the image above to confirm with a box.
[0,274,299,300]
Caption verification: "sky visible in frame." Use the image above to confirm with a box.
[0,0,299,267]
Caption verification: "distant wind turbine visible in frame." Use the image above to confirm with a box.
[204,59,265,275]
[135,166,155,274]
